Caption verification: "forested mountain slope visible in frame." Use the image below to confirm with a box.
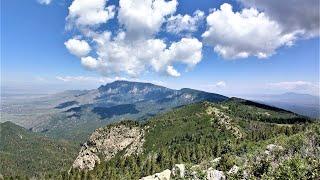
[0,122,79,178]
[30,99,318,180]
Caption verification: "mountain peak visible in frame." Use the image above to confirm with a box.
[97,80,168,93]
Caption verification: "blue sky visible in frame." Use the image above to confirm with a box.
[1,0,319,96]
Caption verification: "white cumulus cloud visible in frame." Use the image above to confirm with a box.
[90,32,202,77]
[64,0,204,78]
[167,38,203,68]
[202,3,298,59]
[239,0,320,38]
[166,10,205,34]
[64,38,91,57]
[166,66,181,77]
[66,0,115,27]
[118,0,177,40]
[80,56,99,70]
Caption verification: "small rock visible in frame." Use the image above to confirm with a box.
[227,165,239,175]
[266,144,283,151]
[212,157,221,163]
[206,168,225,180]
[171,164,185,178]
[243,170,249,179]
[190,171,199,180]
[140,169,171,180]
[265,144,284,155]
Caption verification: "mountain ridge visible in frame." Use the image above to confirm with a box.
[0,121,79,177]
[64,99,317,179]
[240,92,320,118]
[1,87,318,179]
[1,80,228,143]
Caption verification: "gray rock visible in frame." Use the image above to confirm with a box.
[227,165,239,175]
[171,164,185,178]
[72,148,100,170]
[140,169,171,180]
[211,157,221,165]
[206,168,225,180]
[266,144,283,151]
[72,124,144,170]
[265,144,284,155]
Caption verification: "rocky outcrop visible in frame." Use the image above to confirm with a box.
[72,148,100,170]
[72,124,144,170]
[206,106,243,139]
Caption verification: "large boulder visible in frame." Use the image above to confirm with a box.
[171,164,185,178]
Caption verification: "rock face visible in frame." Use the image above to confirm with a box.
[72,124,144,170]
[140,169,171,180]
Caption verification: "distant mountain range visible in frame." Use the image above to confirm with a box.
[241,92,320,118]
[2,81,318,143]
[1,80,228,142]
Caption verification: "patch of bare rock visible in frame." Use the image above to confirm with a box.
[72,124,144,170]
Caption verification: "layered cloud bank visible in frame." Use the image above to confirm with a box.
[64,0,319,77]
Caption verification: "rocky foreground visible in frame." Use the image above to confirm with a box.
[140,144,284,180]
